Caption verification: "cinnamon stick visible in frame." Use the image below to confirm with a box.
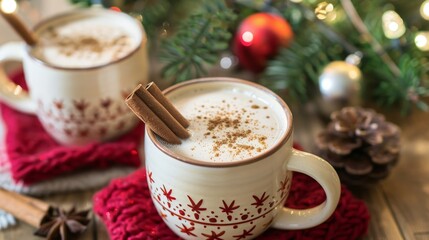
[134,84,190,139]
[0,188,47,227]
[126,91,181,144]
[146,82,190,128]
[7,189,50,213]
[0,11,37,46]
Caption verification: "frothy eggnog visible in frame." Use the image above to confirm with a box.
[32,14,139,68]
[162,81,286,163]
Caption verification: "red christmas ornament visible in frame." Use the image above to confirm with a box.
[110,6,121,12]
[233,13,294,73]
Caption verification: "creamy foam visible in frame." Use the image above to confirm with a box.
[32,15,138,68]
[161,83,286,163]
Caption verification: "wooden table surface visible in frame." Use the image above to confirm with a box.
[0,102,427,240]
[1,0,429,239]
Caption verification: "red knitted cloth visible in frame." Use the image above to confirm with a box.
[0,70,142,184]
[94,153,370,240]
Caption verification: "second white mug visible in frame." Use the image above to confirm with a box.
[0,8,148,145]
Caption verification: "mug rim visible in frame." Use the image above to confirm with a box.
[26,8,146,71]
[147,77,294,168]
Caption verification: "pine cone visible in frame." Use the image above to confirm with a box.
[316,107,400,186]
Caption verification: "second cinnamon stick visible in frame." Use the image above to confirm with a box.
[7,190,50,213]
[126,92,181,144]
[134,84,190,139]
[146,82,190,128]
[0,188,46,228]
[0,11,37,46]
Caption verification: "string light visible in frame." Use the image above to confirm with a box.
[415,32,429,51]
[220,57,232,69]
[382,10,405,39]
[315,2,337,22]
[219,53,237,70]
[1,0,17,13]
[420,0,429,20]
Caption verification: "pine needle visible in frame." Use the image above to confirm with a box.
[160,0,236,83]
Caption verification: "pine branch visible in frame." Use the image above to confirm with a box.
[350,0,429,113]
[276,0,429,112]
[138,0,193,43]
[139,0,176,41]
[261,29,342,102]
[369,53,429,114]
[257,0,346,102]
[160,0,236,83]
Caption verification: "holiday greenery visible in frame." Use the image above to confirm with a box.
[159,1,235,82]
[70,0,429,114]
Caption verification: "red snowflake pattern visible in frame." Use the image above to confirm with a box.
[161,185,176,202]
[233,225,256,240]
[219,200,240,216]
[73,99,89,112]
[78,128,89,137]
[93,111,100,120]
[251,192,269,208]
[148,171,155,184]
[187,196,207,213]
[98,127,107,136]
[278,175,290,197]
[100,98,112,109]
[201,230,225,240]
[176,224,197,237]
[53,100,63,109]
[64,128,72,136]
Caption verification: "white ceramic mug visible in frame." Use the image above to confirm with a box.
[0,8,148,145]
[144,78,341,240]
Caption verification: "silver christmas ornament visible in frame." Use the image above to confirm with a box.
[318,54,362,116]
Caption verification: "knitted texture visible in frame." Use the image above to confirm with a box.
[0,165,136,195]
[94,167,370,240]
[0,70,142,185]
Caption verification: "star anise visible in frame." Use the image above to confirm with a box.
[34,207,90,240]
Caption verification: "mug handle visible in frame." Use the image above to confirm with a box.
[0,41,36,114]
[272,149,341,229]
